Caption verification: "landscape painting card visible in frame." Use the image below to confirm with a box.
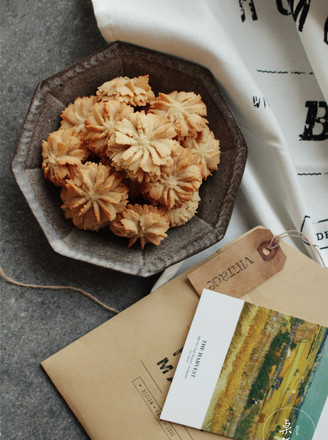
[160,289,328,440]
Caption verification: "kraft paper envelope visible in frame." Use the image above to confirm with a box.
[41,227,328,440]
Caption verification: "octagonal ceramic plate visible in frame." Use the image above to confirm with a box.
[12,41,247,276]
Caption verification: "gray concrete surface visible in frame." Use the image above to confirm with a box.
[0,2,160,438]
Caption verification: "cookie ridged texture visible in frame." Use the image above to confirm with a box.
[84,100,134,157]
[142,147,202,209]
[60,162,128,231]
[110,204,170,249]
[42,128,90,187]
[96,75,155,107]
[182,126,221,179]
[149,91,208,140]
[107,111,179,183]
[60,96,96,134]
[167,191,201,227]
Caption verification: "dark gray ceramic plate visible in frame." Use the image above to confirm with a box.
[12,41,247,277]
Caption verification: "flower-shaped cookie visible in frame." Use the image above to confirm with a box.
[108,111,179,183]
[142,147,202,209]
[84,100,133,157]
[149,91,208,140]
[42,128,90,186]
[96,75,155,107]
[167,191,201,227]
[60,96,96,134]
[60,162,128,231]
[110,204,170,249]
[182,126,221,179]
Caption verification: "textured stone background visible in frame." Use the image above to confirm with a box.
[0,1,160,438]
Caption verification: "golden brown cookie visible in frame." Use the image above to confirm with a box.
[182,126,221,179]
[107,111,179,183]
[84,100,134,157]
[60,96,96,134]
[110,204,170,249]
[167,191,201,227]
[96,75,155,107]
[149,91,208,140]
[60,162,128,231]
[142,147,202,209]
[42,128,90,186]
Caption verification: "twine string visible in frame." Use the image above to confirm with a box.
[266,229,326,268]
[1,229,325,312]
[0,267,120,314]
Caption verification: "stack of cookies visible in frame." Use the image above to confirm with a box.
[41,75,221,249]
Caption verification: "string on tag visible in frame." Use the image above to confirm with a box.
[0,267,120,315]
[265,229,326,268]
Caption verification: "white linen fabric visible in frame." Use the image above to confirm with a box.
[91,0,328,275]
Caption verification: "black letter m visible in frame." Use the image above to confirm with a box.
[157,357,174,375]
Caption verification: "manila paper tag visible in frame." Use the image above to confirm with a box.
[41,226,328,440]
[188,228,286,297]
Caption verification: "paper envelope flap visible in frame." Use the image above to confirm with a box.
[41,227,328,439]
[42,270,203,439]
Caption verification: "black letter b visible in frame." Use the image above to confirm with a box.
[300,101,328,141]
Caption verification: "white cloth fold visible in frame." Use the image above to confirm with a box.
[92,0,328,275]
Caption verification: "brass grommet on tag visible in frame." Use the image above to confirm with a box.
[257,239,279,261]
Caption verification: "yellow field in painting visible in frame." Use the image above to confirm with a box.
[254,330,325,439]
[202,304,272,434]
[202,302,326,440]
